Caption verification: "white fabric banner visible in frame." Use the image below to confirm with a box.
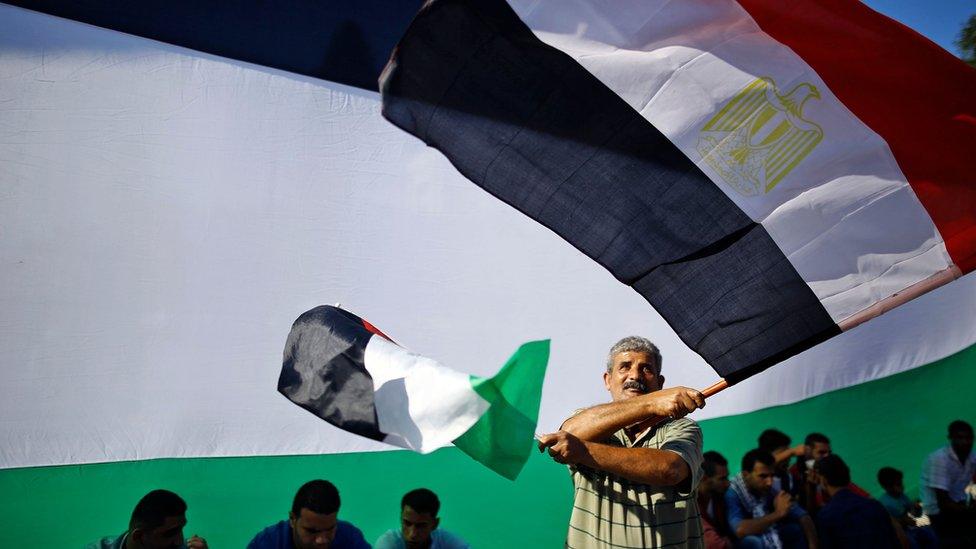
[1,4,974,468]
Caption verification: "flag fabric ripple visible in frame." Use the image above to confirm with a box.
[279,305,549,479]
[380,0,976,383]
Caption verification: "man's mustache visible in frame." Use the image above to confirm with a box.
[622,380,649,393]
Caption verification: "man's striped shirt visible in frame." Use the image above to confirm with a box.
[567,418,704,548]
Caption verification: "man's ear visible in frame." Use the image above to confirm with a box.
[603,371,611,391]
[129,528,145,546]
[432,517,440,531]
[656,374,665,391]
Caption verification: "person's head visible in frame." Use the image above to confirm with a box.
[948,420,974,460]
[741,449,777,495]
[127,489,188,549]
[758,429,792,470]
[877,466,904,496]
[603,336,663,402]
[814,454,850,489]
[289,480,341,549]
[399,488,441,549]
[701,451,730,496]
[758,429,791,454]
[804,433,831,461]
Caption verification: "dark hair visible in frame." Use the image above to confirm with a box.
[758,429,792,453]
[741,449,775,472]
[804,433,830,446]
[948,420,973,436]
[877,466,902,489]
[402,488,440,516]
[815,454,851,487]
[129,489,187,530]
[292,480,341,516]
[703,451,728,477]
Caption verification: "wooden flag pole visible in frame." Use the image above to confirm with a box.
[700,379,729,399]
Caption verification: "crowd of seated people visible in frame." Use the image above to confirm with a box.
[85,419,973,549]
[701,420,975,549]
[87,481,469,549]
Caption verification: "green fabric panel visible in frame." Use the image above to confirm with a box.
[3,341,973,547]
[0,448,573,548]
[699,341,976,499]
[454,340,550,480]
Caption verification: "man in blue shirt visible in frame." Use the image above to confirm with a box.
[374,488,469,549]
[726,449,817,549]
[815,455,899,548]
[247,479,369,549]
[87,489,208,549]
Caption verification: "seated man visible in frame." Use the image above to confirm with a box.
[87,489,208,549]
[248,479,369,549]
[920,420,976,548]
[877,466,937,548]
[758,429,803,495]
[726,449,817,549]
[789,433,868,514]
[698,451,733,549]
[814,455,899,548]
[374,488,469,549]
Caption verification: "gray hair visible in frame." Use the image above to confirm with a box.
[606,336,662,374]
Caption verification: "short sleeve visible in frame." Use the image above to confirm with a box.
[660,418,703,494]
[923,452,950,491]
[433,529,471,549]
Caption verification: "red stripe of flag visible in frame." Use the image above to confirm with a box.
[738,0,976,272]
[361,318,395,343]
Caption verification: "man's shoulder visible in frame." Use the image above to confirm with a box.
[926,445,951,463]
[85,533,126,549]
[659,417,701,440]
[248,520,290,548]
[373,528,404,549]
[432,528,470,549]
[334,520,369,547]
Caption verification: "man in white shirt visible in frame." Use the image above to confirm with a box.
[920,420,976,547]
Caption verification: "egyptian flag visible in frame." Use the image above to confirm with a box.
[279,305,549,479]
[2,2,975,547]
[380,0,976,383]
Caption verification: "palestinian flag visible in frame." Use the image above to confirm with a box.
[278,305,548,479]
[381,0,976,384]
[1,1,974,547]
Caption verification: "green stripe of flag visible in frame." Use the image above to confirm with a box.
[453,340,550,480]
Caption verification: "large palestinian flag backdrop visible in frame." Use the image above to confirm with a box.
[1,1,974,546]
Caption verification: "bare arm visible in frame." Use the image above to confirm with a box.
[561,387,704,441]
[800,514,818,549]
[772,444,804,467]
[537,431,690,486]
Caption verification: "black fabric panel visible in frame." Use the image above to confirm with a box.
[380,0,840,379]
[279,305,385,441]
[6,0,422,91]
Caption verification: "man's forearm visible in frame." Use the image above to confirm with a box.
[579,441,689,486]
[561,397,662,441]
[800,514,818,549]
[735,512,784,538]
